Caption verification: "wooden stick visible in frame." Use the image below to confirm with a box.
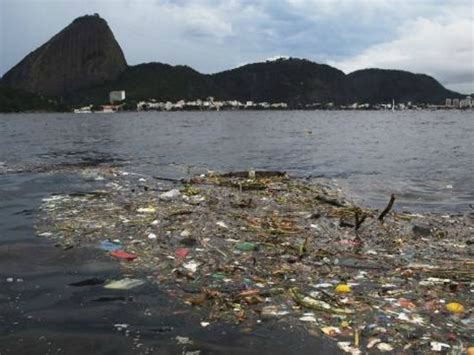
[378,194,395,222]
[355,210,367,230]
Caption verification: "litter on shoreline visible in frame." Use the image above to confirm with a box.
[36,167,473,353]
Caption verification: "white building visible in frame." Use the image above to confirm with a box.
[460,96,472,108]
[109,90,126,104]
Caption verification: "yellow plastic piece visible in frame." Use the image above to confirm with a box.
[335,284,351,294]
[446,302,464,314]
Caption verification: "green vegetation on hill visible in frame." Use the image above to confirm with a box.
[211,58,346,105]
[0,86,66,113]
[68,62,216,105]
[345,69,461,104]
[67,58,461,107]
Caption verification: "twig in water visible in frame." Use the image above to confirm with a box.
[378,194,395,222]
[354,209,367,230]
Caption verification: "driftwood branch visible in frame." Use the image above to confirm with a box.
[378,194,395,222]
[354,210,367,230]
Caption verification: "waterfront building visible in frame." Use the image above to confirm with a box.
[109,90,126,104]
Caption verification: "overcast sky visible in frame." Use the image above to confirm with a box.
[1,0,473,93]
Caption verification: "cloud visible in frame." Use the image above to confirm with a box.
[329,17,474,93]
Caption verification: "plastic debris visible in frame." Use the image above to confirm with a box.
[159,189,181,201]
[335,284,351,294]
[147,233,157,240]
[216,221,229,229]
[110,250,137,261]
[337,341,361,355]
[104,278,145,290]
[35,169,474,354]
[299,313,317,322]
[113,324,129,331]
[175,248,190,258]
[446,302,465,314]
[261,306,290,317]
[176,336,193,345]
[376,343,394,352]
[321,326,341,337]
[137,207,156,213]
[430,342,450,352]
[183,261,200,273]
[235,242,257,251]
[312,283,333,288]
[99,240,122,252]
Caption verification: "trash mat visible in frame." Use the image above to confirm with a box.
[36,167,474,353]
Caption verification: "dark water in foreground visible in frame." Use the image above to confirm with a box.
[0,111,473,354]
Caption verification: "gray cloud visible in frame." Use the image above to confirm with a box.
[1,0,472,93]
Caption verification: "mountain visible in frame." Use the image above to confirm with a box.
[69,58,346,105]
[1,14,463,109]
[1,14,127,97]
[345,69,461,104]
[68,62,216,105]
[211,58,347,105]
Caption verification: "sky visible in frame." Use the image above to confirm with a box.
[1,0,473,93]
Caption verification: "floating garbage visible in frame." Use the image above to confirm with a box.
[183,261,200,273]
[104,278,145,290]
[110,250,137,261]
[159,189,181,201]
[147,233,157,240]
[137,207,156,213]
[175,248,189,258]
[99,240,122,252]
[175,336,193,345]
[335,284,351,294]
[235,242,257,251]
[446,302,465,314]
[35,167,474,354]
[321,326,340,337]
[430,341,451,352]
[299,313,317,322]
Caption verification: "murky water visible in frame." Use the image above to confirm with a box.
[1,110,473,211]
[0,110,472,354]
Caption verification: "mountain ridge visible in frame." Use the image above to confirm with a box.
[0,14,464,109]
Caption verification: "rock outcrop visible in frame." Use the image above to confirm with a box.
[1,14,127,96]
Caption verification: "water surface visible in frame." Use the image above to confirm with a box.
[0,110,472,353]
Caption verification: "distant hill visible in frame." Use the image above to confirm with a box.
[211,58,347,105]
[69,58,347,106]
[0,14,464,110]
[1,14,126,97]
[345,69,461,104]
[68,62,216,105]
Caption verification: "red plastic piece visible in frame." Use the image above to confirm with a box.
[110,250,137,261]
[175,248,189,258]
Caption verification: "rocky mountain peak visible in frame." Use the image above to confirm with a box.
[1,14,127,96]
